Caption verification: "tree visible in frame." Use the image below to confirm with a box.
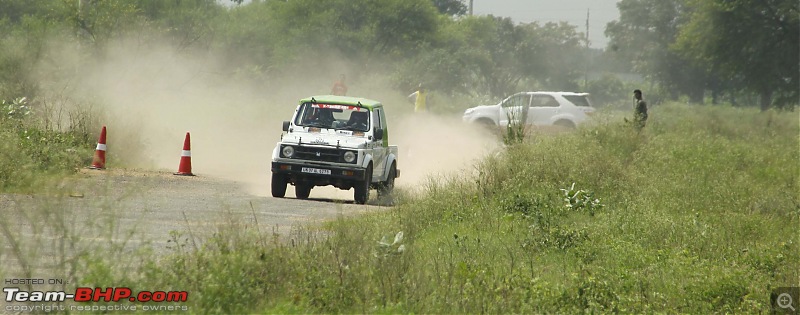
[0,1,52,23]
[675,0,799,110]
[78,0,141,44]
[258,0,439,61]
[370,0,440,57]
[394,15,587,100]
[433,15,544,99]
[520,21,585,91]
[431,0,467,16]
[133,0,224,50]
[605,0,709,103]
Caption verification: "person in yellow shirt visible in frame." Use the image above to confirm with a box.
[407,83,427,113]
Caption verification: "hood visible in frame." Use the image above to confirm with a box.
[464,104,498,115]
[281,129,371,149]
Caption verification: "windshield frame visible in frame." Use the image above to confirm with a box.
[294,102,371,132]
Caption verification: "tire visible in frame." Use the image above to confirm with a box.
[295,183,312,199]
[477,118,496,127]
[378,163,396,198]
[476,118,497,132]
[554,120,575,129]
[271,173,287,198]
[354,165,372,205]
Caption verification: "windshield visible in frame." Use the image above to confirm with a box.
[294,102,371,132]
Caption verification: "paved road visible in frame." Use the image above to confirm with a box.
[0,169,383,280]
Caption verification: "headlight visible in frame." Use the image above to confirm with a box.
[281,146,294,158]
[343,151,356,163]
[464,108,474,116]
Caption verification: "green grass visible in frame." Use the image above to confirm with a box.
[0,98,96,191]
[2,103,797,313]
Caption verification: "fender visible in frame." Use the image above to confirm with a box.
[470,116,498,126]
[271,144,281,160]
[464,105,501,126]
[494,108,503,126]
[382,153,398,182]
[361,153,375,182]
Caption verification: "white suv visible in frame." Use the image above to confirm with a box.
[462,91,595,128]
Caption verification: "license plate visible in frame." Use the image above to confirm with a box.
[301,167,331,175]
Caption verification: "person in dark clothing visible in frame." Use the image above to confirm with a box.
[633,89,648,130]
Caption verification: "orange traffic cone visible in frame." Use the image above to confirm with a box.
[174,132,194,176]
[89,126,107,170]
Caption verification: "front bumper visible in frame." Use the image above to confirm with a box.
[271,161,367,181]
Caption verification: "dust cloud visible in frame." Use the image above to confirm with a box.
[390,113,499,189]
[37,36,499,199]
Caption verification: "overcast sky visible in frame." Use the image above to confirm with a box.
[472,0,621,48]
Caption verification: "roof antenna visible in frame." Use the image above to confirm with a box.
[311,97,317,103]
[357,101,362,108]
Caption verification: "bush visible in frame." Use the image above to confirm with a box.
[0,96,94,190]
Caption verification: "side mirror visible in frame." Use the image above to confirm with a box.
[374,128,384,140]
[282,121,290,132]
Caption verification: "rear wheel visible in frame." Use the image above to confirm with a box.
[554,120,575,129]
[477,118,495,127]
[354,165,372,204]
[295,183,312,199]
[271,173,287,198]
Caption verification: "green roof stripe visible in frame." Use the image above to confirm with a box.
[299,95,382,110]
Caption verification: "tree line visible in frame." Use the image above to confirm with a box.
[0,0,796,110]
[606,0,798,109]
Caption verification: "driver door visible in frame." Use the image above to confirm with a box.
[499,93,532,127]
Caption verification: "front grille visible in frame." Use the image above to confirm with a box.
[294,146,343,163]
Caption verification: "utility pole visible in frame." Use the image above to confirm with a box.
[584,8,590,91]
[585,8,590,48]
[469,0,474,16]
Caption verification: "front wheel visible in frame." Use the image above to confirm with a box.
[271,173,287,198]
[354,165,372,204]
[377,163,396,198]
[476,118,498,132]
[478,118,496,127]
[295,183,312,199]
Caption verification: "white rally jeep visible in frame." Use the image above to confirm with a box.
[271,95,400,204]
